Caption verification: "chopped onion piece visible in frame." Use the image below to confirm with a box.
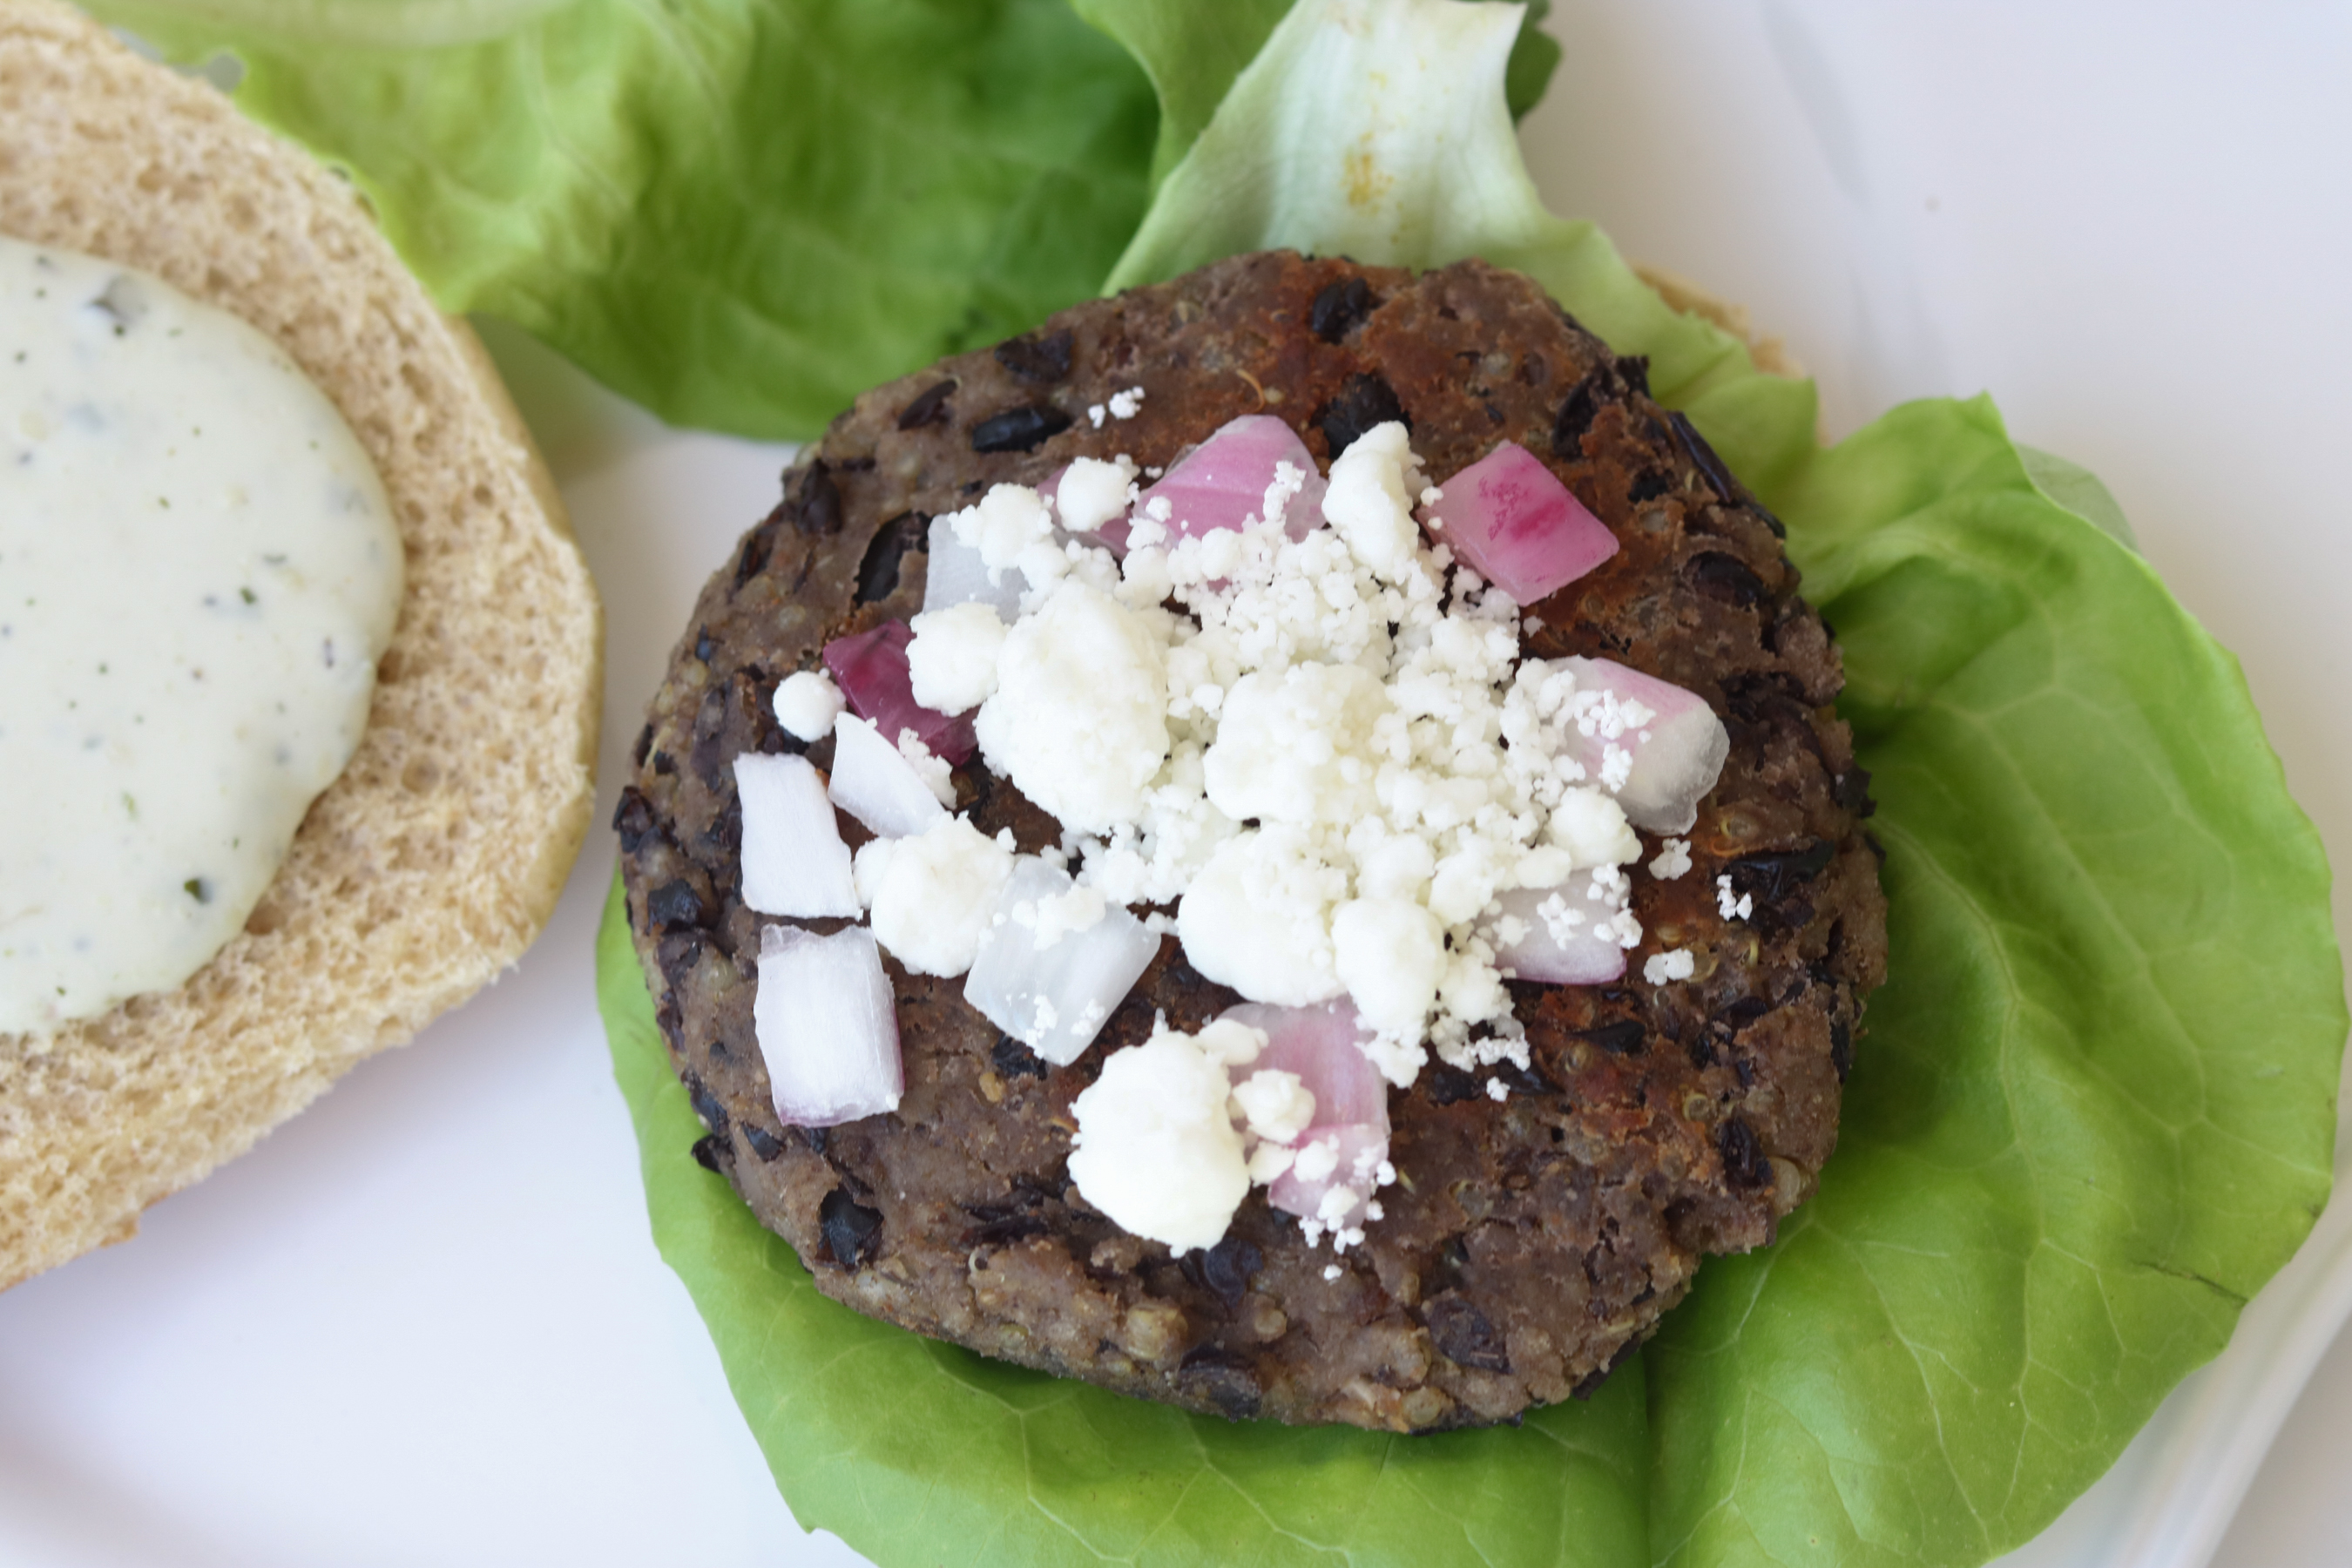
[923,514,1026,620]
[1222,1001,1389,1229]
[1421,441,1617,604]
[964,856,1162,1066]
[822,619,977,763]
[754,923,903,1127]
[828,714,948,839]
[1133,415,1327,544]
[733,752,860,918]
[1551,655,1729,833]
[1485,877,1629,986]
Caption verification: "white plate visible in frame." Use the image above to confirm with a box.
[2,6,2345,1565]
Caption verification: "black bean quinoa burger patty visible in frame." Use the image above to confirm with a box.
[617,251,1887,1433]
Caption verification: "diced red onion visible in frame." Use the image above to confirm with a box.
[733,753,860,918]
[828,714,948,840]
[923,515,1026,620]
[1421,441,1617,604]
[1485,877,1629,986]
[1133,415,1327,544]
[754,923,903,1127]
[1551,656,1729,834]
[823,619,977,764]
[963,856,1162,1067]
[1222,1000,1389,1229]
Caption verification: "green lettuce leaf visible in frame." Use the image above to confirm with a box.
[95,0,1162,439]
[571,2,2337,1565]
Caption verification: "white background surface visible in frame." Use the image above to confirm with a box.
[3,4,2348,1565]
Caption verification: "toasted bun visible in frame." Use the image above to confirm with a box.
[0,0,602,1287]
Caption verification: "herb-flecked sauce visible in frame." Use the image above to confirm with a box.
[0,240,402,1034]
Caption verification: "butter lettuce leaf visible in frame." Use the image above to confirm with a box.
[584,2,2338,1565]
[93,0,1161,439]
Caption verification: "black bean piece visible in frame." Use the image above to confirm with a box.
[896,378,957,429]
[645,879,706,932]
[1726,841,1835,907]
[1835,766,1876,818]
[690,1133,730,1173]
[964,1211,1052,1247]
[1310,275,1374,341]
[1716,1117,1773,1189]
[744,1125,787,1162]
[612,787,657,853]
[1579,1019,1646,1056]
[693,626,716,664]
[820,1187,886,1269]
[1830,1018,1854,1081]
[632,723,654,768]
[1709,996,1771,1042]
[1491,1058,1556,1098]
[1424,1064,1484,1105]
[1627,470,1671,504]
[685,1071,731,1137]
[649,750,675,776]
[1422,1294,1512,1372]
[854,510,929,605]
[1551,375,1602,457]
[991,1034,1049,1081]
[993,328,1075,384]
[733,519,776,587]
[1177,1349,1264,1421]
[1619,355,1651,395]
[1666,410,1787,539]
[1180,1236,1263,1310]
[1687,551,1767,608]
[970,404,1072,453]
[655,931,703,990]
[1316,372,1408,457]
[779,460,842,535]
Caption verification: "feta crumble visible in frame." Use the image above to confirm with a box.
[1643,948,1696,984]
[1716,873,1754,922]
[1648,836,1693,880]
[771,669,844,741]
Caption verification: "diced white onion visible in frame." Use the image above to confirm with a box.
[754,923,903,1127]
[828,713,949,839]
[733,752,859,918]
[963,855,1162,1065]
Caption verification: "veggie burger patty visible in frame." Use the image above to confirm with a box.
[617,251,1887,1430]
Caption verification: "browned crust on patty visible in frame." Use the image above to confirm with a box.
[617,252,1887,1430]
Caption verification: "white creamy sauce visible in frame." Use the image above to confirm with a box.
[0,239,402,1035]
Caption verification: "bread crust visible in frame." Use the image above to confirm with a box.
[0,0,602,1287]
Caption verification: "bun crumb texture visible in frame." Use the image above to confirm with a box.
[0,0,602,1288]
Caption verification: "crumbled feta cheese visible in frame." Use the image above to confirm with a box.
[771,669,844,741]
[1330,896,1444,1036]
[1321,421,1423,583]
[866,814,1016,977]
[1232,1068,1316,1145]
[1649,836,1693,880]
[906,600,1007,716]
[1545,787,1641,868]
[851,837,896,909]
[1086,404,1106,429]
[1322,1264,1343,1281]
[1067,1030,1248,1252]
[1106,386,1146,420]
[1176,828,1346,1006]
[946,483,1055,583]
[1643,948,1696,984]
[976,582,1169,834]
[1716,874,1754,922]
[1057,455,1140,536]
[895,729,957,808]
[1030,882,1107,948]
[1486,1077,1510,1102]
